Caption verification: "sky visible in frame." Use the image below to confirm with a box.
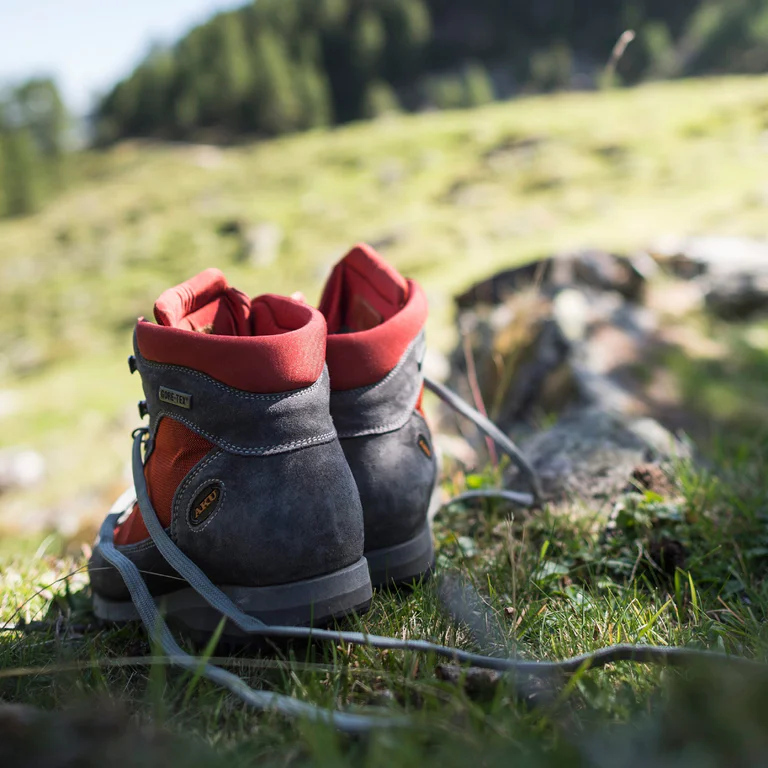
[0,0,245,114]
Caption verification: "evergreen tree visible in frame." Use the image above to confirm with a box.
[253,30,301,135]
[291,34,333,129]
[353,9,386,72]
[363,80,401,118]
[463,62,494,106]
[96,77,139,143]
[127,49,175,136]
[14,79,68,160]
[644,21,678,78]
[0,104,5,215]
[317,0,349,29]
[529,43,573,92]
[427,74,466,110]
[399,0,431,47]
[0,128,43,217]
[380,0,432,82]
[13,78,69,187]
[92,0,768,144]
[210,14,253,129]
[296,63,333,128]
[173,90,199,134]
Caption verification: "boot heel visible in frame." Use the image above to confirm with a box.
[93,556,372,643]
[365,523,434,588]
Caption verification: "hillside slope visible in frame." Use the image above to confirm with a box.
[2,75,768,536]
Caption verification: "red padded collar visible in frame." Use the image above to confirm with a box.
[137,270,326,393]
[320,244,427,390]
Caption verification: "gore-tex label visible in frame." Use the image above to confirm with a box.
[159,386,192,409]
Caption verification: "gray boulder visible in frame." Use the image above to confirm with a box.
[520,408,684,502]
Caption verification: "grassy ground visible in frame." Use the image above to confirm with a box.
[3,76,768,765]
[3,75,768,536]
[3,442,768,766]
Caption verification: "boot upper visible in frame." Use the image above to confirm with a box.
[318,245,437,555]
[90,269,364,598]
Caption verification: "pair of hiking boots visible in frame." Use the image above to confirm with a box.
[88,244,438,638]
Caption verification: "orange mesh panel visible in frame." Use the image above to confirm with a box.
[415,382,425,417]
[114,418,213,545]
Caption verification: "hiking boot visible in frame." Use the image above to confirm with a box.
[89,269,372,639]
[319,245,437,587]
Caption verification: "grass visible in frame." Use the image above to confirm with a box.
[4,442,768,766]
[3,75,768,764]
[4,75,768,532]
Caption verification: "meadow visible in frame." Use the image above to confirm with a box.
[3,76,768,765]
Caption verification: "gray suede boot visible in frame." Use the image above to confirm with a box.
[319,245,437,586]
[89,269,372,640]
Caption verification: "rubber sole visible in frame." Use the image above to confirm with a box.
[93,556,372,643]
[365,522,435,588]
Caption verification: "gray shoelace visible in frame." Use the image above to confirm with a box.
[96,384,760,733]
[423,376,543,505]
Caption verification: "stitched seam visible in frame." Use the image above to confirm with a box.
[336,408,412,439]
[334,374,423,438]
[330,334,421,397]
[184,478,226,534]
[155,410,336,454]
[172,450,223,541]
[115,538,158,555]
[138,357,327,401]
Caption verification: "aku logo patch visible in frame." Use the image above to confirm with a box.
[188,483,222,527]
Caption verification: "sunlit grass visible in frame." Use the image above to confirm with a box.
[3,76,768,533]
[3,76,768,764]
[3,441,768,765]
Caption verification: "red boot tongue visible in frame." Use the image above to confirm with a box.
[319,244,408,334]
[153,268,251,336]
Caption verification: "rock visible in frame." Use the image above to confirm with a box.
[647,538,687,575]
[483,134,545,173]
[519,408,684,502]
[432,434,479,471]
[648,235,768,320]
[627,463,676,497]
[189,144,223,169]
[455,258,554,309]
[367,228,408,251]
[441,235,768,503]
[449,292,576,434]
[553,288,592,341]
[649,235,768,278]
[0,449,45,492]
[218,219,284,267]
[0,390,20,418]
[703,270,768,320]
[377,158,405,188]
[0,701,212,768]
[449,279,661,438]
[243,222,283,267]
[445,251,696,503]
[569,249,646,301]
[422,347,451,382]
[455,250,647,309]
[216,218,244,237]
